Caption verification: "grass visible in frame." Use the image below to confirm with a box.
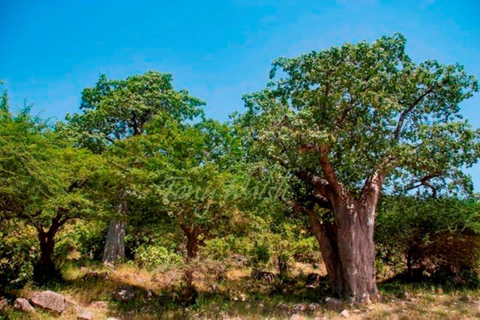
[1,261,479,319]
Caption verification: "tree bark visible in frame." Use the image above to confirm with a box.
[333,200,378,303]
[181,224,201,260]
[180,224,202,301]
[102,219,126,266]
[309,202,378,303]
[32,212,68,283]
[33,229,57,283]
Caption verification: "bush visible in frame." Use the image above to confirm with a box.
[201,237,234,261]
[376,197,480,287]
[0,221,36,293]
[135,244,183,270]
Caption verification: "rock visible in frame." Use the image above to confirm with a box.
[403,291,412,300]
[14,298,35,313]
[66,298,81,311]
[113,285,136,302]
[30,290,66,313]
[145,290,154,299]
[325,297,343,311]
[277,302,289,311]
[308,303,321,311]
[292,303,307,312]
[90,301,107,309]
[78,310,93,320]
[0,297,8,310]
[252,270,275,283]
[340,309,350,318]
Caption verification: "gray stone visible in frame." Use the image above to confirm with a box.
[78,310,93,320]
[113,285,136,302]
[14,298,35,313]
[340,309,350,318]
[308,302,321,311]
[292,303,307,312]
[325,297,343,311]
[30,290,66,313]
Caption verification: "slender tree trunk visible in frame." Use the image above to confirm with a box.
[180,224,201,302]
[186,232,199,260]
[102,219,126,266]
[309,200,379,303]
[32,212,68,283]
[33,229,57,283]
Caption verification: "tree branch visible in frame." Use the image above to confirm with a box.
[318,146,345,198]
[394,88,433,141]
[405,174,439,198]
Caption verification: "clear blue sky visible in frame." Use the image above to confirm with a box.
[1,0,479,188]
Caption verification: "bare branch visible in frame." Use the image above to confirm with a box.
[405,174,439,198]
[394,88,433,141]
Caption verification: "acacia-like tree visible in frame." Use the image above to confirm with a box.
[0,92,97,283]
[239,34,479,302]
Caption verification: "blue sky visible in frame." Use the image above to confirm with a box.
[1,0,479,188]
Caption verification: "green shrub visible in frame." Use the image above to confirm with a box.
[134,244,183,270]
[0,221,36,293]
[201,237,233,261]
[376,197,480,287]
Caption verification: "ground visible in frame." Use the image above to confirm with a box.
[1,261,480,319]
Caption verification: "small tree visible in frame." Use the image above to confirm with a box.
[65,71,204,265]
[238,34,479,302]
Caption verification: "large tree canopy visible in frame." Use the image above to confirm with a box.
[0,92,99,282]
[65,71,205,153]
[238,34,479,302]
[242,33,479,199]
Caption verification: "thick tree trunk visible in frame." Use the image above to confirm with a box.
[102,219,126,266]
[309,201,378,303]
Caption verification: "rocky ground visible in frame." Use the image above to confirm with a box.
[1,262,479,319]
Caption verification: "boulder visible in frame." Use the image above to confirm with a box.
[78,310,93,320]
[30,290,66,313]
[113,285,136,302]
[340,309,350,318]
[325,297,343,311]
[14,298,35,313]
[308,302,321,311]
[0,297,8,310]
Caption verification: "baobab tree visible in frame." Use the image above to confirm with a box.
[238,34,479,303]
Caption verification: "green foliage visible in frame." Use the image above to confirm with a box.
[238,33,479,202]
[0,221,35,292]
[65,71,205,153]
[376,196,480,287]
[0,88,100,283]
[134,244,183,270]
